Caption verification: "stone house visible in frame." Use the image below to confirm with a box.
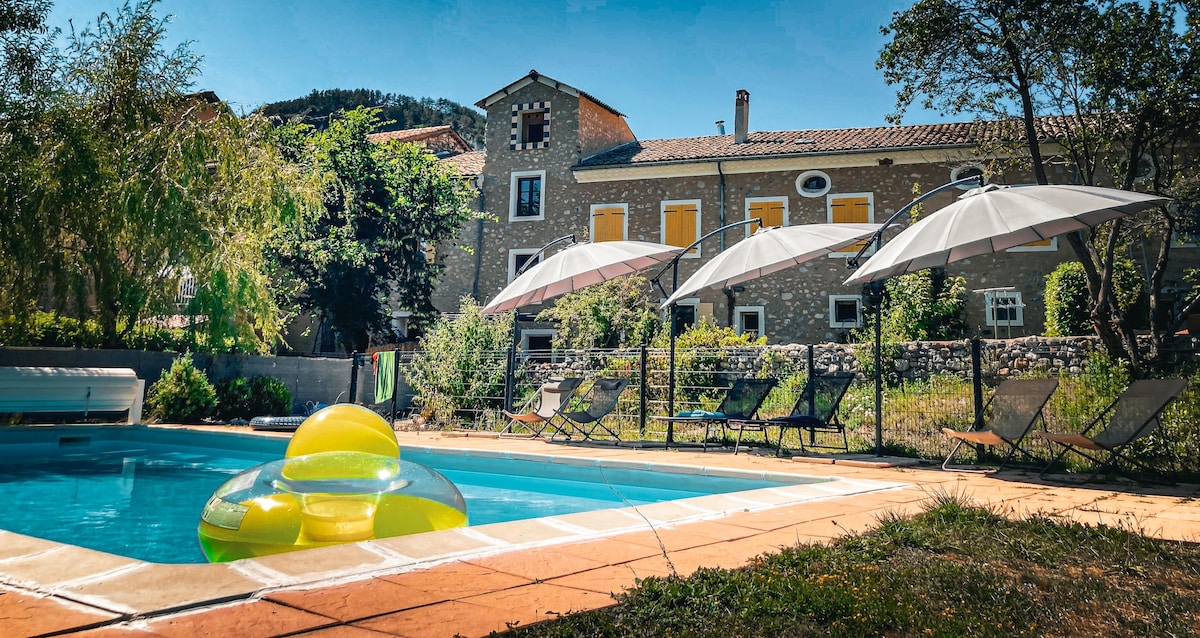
[430,70,1193,351]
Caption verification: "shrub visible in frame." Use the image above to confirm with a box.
[535,274,662,349]
[1044,260,1145,336]
[650,317,765,403]
[146,355,217,423]
[214,375,291,420]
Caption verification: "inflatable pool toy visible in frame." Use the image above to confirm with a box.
[197,404,467,562]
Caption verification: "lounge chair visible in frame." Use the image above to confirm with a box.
[940,378,1059,472]
[501,377,584,437]
[556,377,630,441]
[1036,378,1188,483]
[654,378,778,451]
[729,373,854,456]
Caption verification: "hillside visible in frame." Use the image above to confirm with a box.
[257,88,486,148]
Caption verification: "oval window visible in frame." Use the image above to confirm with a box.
[796,170,832,198]
[951,165,987,189]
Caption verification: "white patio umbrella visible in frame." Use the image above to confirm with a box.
[845,184,1171,285]
[483,240,682,314]
[662,223,882,307]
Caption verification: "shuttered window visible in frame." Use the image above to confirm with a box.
[590,204,627,242]
[746,198,787,234]
[662,200,701,256]
[1007,237,1058,252]
[828,193,874,256]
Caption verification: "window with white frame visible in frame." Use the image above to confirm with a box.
[661,199,702,258]
[985,291,1024,327]
[827,192,874,257]
[508,249,540,283]
[520,329,558,363]
[1006,236,1058,252]
[745,197,788,236]
[509,170,546,221]
[828,295,863,329]
[667,298,699,336]
[951,164,987,189]
[796,170,832,198]
[590,203,627,242]
[734,306,765,338]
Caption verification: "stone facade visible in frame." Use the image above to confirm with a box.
[431,70,1198,350]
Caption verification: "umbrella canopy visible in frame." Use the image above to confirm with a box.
[662,223,882,308]
[483,240,682,314]
[844,184,1170,285]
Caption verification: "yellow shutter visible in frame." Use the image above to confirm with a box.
[1020,238,1054,248]
[664,203,698,253]
[748,200,785,232]
[830,196,871,252]
[592,206,625,242]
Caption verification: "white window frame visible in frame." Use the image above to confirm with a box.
[508,248,540,284]
[661,199,703,259]
[826,192,875,257]
[796,169,832,198]
[1006,236,1058,252]
[520,329,558,362]
[509,170,546,222]
[744,196,789,237]
[828,295,863,329]
[664,297,700,332]
[951,164,988,189]
[985,291,1025,327]
[734,305,765,338]
[589,203,628,242]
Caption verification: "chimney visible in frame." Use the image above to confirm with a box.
[715,120,726,135]
[734,89,749,143]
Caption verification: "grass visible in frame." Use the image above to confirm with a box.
[499,495,1200,637]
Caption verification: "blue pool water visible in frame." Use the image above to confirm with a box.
[0,427,808,564]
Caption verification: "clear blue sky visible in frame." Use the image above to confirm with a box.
[47,0,950,140]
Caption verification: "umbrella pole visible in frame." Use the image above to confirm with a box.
[667,302,677,446]
[873,283,883,457]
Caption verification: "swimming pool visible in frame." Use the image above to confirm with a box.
[0,426,819,564]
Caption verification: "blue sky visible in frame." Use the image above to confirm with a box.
[47,0,948,140]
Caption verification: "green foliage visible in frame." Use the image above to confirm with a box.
[651,317,765,402]
[881,269,968,342]
[1044,261,1145,337]
[214,375,291,420]
[146,354,216,423]
[274,107,482,352]
[405,298,512,424]
[535,275,661,349]
[0,311,208,352]
[257,88,486,148]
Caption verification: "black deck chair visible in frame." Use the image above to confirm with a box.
[940,378,1059,473]
[500,377,584,437]
[653,378,778,451]
[1036,378,1188,483]
[730,373,855,456]
[556,377,630,441]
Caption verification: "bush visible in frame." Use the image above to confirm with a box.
[1044,260,1145,336]
[146,355,217,423]
[214,375,291,420]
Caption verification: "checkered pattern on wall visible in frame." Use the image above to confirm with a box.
[510,101,551,150]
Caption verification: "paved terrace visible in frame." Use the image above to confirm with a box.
[4,428,1200,638]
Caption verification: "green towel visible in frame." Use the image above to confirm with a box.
[374,351,396,404]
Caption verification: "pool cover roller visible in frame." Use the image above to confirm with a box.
[197,404,467,562]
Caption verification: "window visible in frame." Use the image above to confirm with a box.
[520,329,558,364]
[175,268,197,306]
[951,165,988,189]
[1120,153,1156,183]
[734,306,765,338]
[828,295,863,329]
[745,197,788,235]
[668,299,700,336]
[985,291,1024,328]
[509,170,545,221]
[508,249,540,283]
[1007,236,1057,252]
[661,199,702,258]
[510,101,551,150]
[796,170,831,198]
[590,203,627,242]
[827,193,874,256]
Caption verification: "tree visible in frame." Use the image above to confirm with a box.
[878,0,1200,368]
[535,275,661,349]
[276,107,481,352]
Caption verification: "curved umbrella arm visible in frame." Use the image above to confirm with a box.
[649,218,762,295]
[516,234,576,278]
[846,175,984,269]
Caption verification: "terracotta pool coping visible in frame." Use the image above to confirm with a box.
[4,427,1200,637]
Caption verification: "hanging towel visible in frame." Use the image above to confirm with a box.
[374,350,396,404]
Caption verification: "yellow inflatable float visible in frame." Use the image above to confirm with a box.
[198,404,468,562]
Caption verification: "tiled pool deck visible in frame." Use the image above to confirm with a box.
[5,427,1200,637]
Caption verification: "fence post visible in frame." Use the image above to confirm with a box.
[639,345,648,436]
[348,351,360,404]
[806,343,815,415]
[389,347,401,425]
[971,337,984,459]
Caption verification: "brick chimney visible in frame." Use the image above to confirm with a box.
[734,90,749,143]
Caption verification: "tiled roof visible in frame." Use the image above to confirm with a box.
[577,117,1075,168]
[440,150,486,177]
[368,125,459,144]
[476,70,625,118]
